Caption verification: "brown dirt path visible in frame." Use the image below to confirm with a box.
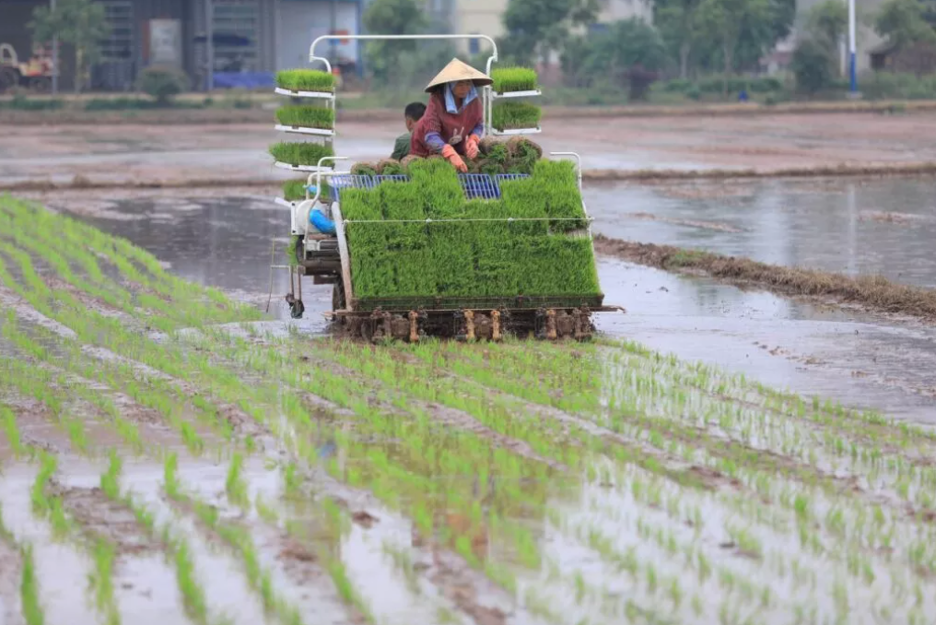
[3,113,936,189]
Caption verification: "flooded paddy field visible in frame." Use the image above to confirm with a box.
[2,181,936,623]
[590,177,936,288]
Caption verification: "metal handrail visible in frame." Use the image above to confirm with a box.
[307,34,499,133]
[308,34,497,74]
[301,156,349,239]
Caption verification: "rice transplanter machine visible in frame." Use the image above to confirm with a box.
[271,34,621,341]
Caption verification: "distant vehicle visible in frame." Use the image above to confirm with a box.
[0,43,53,93]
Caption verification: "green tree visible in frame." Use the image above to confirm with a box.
[29,0,109,93]
[362,0,428,86]
[731,0,794,71]
[806,0,848,46]
[792,36,836,93]
[697,0,772,92]
[501,0,601,66]
[654,0,704,78]
[561,19,668,99]
[875,0,936,47]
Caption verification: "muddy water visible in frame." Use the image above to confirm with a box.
[587,177,936,288]
[57,192,936,422]
[597,258,936,421]
[65,193,331,331]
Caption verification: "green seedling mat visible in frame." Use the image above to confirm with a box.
[340,159,601,311]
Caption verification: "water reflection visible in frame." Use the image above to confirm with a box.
[587,177,936,287]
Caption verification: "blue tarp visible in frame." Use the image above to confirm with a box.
[212,72,275,89]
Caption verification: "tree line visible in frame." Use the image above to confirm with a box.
[364,0,936,98]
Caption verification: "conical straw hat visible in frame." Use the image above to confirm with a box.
[425,58,492,93]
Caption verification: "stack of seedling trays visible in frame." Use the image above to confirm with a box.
[339,157,602,312]
[271,69,337,207]
[490,67,542,136]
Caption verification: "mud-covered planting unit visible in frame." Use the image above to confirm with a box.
[271,34,618,341]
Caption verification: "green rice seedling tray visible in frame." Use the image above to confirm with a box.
[270,142,335,169]
[492,101,542,132]
[491,67,539,94]
[275,106,336,135]
[274,69,336,97]
[340,159,600,306]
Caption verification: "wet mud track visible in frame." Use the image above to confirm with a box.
[2,189,936,623]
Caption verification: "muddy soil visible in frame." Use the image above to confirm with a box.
[3,113,936,188]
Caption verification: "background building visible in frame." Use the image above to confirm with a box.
[0,0,364,91]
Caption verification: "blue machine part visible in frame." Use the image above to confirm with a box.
[460,174,500,200]
[326,173,532,202]
[330,175,376,202]
[310,209,336,235]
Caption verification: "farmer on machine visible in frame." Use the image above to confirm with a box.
[409,58,491,173]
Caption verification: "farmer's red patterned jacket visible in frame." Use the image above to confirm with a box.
[409,86,484,158]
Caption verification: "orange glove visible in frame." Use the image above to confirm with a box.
[465,134,480,159]
[442,144,468,173]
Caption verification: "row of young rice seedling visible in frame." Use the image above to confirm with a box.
[7,194,936,621]
[0,197,257,329]
[422,337,936,512]
[96,448,214,623]
[0,503,44,624]
[11,280,936,620]
[602,337,932,451]
[0,223,287,455]
[19,449,122,624]
[405,339,936,616]
[303,338,936,616]
[212,334,796,616]
[1,310,149,450]
[175,328,602,620]
[162,453,303,623]
[0,196,584,620]
[250,473,378,623]
[577,460,930,622]
[0,312,220,456]
[460,347,936,512]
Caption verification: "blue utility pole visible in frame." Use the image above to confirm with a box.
[848,0,857,94]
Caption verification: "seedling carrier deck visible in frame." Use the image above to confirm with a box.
[273,34,621,342]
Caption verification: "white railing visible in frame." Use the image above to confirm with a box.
[306,34,499,134]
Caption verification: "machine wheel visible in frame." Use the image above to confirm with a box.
[289,299,305,319]
[0,67,18,93]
